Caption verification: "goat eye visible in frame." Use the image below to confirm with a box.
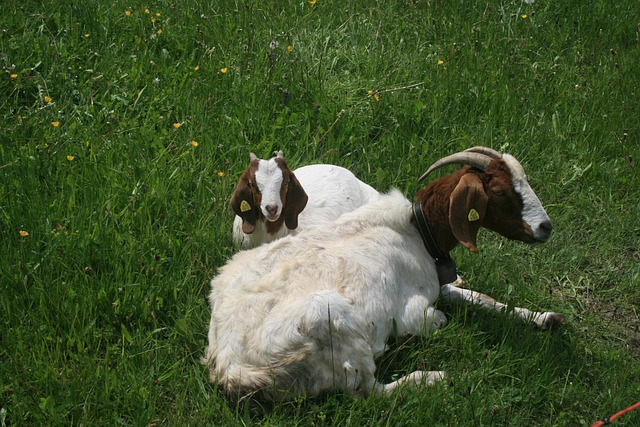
[492,188,506,197]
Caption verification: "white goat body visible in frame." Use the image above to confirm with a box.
[232,161,379,248]
[209,191,445,400]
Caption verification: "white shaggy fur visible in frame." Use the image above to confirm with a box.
[208,191,446,401]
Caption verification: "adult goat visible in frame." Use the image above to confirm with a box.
[205,147,562,403]
[231,151,380,248]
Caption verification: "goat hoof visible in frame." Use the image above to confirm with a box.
[537,312,565,330]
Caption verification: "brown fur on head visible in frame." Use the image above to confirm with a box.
[230,152,309,235]
[418,156,549,254]
[230,155,261,234]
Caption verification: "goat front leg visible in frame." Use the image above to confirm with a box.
[440,277,564,329]
[373,371,446,394]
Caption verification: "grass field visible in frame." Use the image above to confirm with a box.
[1,0,639,425]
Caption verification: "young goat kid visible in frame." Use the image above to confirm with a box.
[231,151,380,248]
[205,147,562,403]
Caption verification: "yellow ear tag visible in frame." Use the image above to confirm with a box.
[240,200,251,213]
[468,209,480,222]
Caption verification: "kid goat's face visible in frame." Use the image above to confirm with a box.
[254,158,285,222]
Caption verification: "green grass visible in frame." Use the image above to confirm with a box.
[1,0,639,425]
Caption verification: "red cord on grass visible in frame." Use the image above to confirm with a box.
[592,401,640,427]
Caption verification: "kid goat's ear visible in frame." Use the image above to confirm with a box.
[230,173,257,234]
[282,170,308,230]
[449,173,488,253]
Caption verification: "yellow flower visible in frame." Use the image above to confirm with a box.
[155,12,161,17]
[220,67,228,74]
[218,171,225,177]
[173,123,181,129]
[287,45,294,52]
[194,65,200,71]
[125,10,132,17]
[521,14,528,19]
[19,230,29,237]
[373,93,380,102]
[44,96,52,103]
[191,140,199,147]
[67,155,75,161]
[308,0,317,5]
[84,33,90,38]
[51,121,60,127]
[10,74,18,79]
[145,8,150,14]
[157,29,163,35]
[437,59,444,65]
[151,17,156,23]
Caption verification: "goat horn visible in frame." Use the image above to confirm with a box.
[250,153,258,162]
[465,146,502,159]
[417,152,494,183]
[276,150,284,159]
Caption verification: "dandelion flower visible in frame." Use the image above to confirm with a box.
[125,10,132,17]
[19,230,29,237]
[191,140,199,147]
[10,74,18,79]
[151,17,156,23]
[157,29,163,35]
[84,33,90,38]
[173,123,182,129]
[145,8,150,14]
[367,90,373,96]
[287,45,294,52]
[156,12,161,17]
[521,14,528,19]
[51,121,60,127]
[373,93,380,102]
[308,0,317,5]
[194,65,200,71]
[67,155,75,161]
[44,96,52,103]
[220,67,228,74]
[437,59,444,65]
[218,171,225,177]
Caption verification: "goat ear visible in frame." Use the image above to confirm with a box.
[230,177,257,234]
[449,173,487,253]
[283,171,308,230]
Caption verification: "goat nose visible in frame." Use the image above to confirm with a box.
[538,220,553,240]
[265,204,278,216]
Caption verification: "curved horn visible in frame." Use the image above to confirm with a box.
[417,152,494,183]
[465,146,502,159]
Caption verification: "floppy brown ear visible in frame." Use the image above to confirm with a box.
[282,170,308,230]
[230,174,257,234]
[449,173,488,253]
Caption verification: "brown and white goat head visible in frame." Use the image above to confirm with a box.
[418,146,552,253]
[230,151,308,234]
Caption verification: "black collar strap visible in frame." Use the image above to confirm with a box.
[412,202,458,285]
